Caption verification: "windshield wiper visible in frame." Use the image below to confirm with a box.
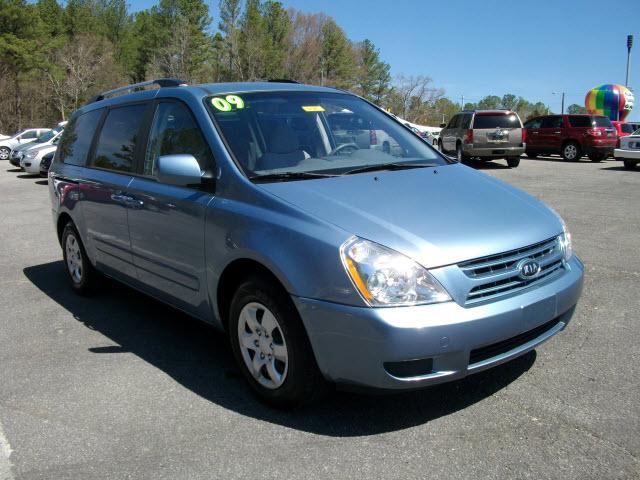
[250,171,338,182]
[341,162,437,176]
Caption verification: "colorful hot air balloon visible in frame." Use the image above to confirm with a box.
[585,84,634,121]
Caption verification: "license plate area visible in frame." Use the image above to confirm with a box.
[522,296,557,327]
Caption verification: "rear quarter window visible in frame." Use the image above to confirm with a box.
[472,114,522,129]
[57,109,103,166]
[569,116,612,128]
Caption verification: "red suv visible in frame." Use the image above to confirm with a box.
[524,114,617,162]
[611,121,637,146]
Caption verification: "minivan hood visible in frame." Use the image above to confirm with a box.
[258,164,562,268]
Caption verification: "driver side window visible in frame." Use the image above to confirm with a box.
[144,101,214,177]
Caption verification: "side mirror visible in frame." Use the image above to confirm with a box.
[439,123,447,128]
[157,154,202,187]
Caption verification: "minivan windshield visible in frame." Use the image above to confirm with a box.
[206,91,447,180]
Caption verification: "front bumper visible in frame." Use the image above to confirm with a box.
[20,157,41,174]
[295,255,584,390]
[463,145,524,158]
[614,148,640,161]
[9,153,22,167]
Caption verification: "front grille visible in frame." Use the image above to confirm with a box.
[469,317,561,365]
[459,237,564,305]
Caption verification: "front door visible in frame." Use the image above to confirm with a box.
[126,100,215,316]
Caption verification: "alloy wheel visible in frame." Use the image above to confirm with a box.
[0,148,10,160]
[237,302,288,389]
[564,144,578,160]
[65,234,83,284]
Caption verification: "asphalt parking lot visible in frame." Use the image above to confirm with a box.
[0,156,638,480]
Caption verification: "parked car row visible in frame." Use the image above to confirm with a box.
[1,122,65,176]
[438,110,638,168]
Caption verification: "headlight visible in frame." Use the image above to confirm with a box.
[25,150,37,159]
[558,226,572,262]
[340,237,451,306]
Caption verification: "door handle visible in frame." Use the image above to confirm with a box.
[554,131,561,134]
[111,193,144,208]
[532,132,539,134]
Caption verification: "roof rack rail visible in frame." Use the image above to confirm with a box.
[268,79,299,84]
[87,78,187,104]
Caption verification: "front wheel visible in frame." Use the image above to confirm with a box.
[506,157,520,168]
[229,275,328,408]
[623,160,637,170]
[0,147,10,160]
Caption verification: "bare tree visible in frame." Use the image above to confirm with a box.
[391,74,444,123]
[44,34,124,120]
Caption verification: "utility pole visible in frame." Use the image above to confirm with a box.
[552,92,565,114]
[626,34,633,86]
[461,95,464,110]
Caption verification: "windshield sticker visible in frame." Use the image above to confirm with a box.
[211,95,245,111]
[302,105,325,112]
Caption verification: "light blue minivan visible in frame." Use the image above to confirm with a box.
[49,79,584,407]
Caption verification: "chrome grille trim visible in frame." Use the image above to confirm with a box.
[459,237,565,305]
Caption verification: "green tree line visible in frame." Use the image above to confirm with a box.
[0,0,550,134]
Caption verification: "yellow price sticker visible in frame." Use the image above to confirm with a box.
[302,105,325,112]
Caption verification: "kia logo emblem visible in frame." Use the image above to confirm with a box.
[518,258,541,279]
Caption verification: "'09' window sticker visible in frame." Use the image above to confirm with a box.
[211,95,245,111]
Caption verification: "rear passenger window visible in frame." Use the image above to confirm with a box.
[143,101,213,177]
[93,104,147,173]
[58,109,103,166]
[460,114,472,129]
[541,116,563,128]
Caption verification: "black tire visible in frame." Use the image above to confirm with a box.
[382,141,390,154]
[438,140,444,153]
[506,157,520,168]
[561,141,581,161]
[623,160,637,170]
[588,152,605,162]
[526,151,539,159]
[456,143,466,163]
[61,222,99,295]
[228,275,328,408]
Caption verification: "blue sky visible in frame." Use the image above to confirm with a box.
[131,0,640,121]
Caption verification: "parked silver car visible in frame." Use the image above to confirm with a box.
[10,124,65,167]
[439,110,525,167]
[50,79,583,407]
[0,128,51,160]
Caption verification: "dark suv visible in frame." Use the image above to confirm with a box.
[524,114,617,162]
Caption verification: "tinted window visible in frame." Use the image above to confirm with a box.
[93,104,146,172]
[57,109,103,166]
[472,114,521,129]
[541,116,563,128]
[144,102,214,177]
[568,116,613,128]
[621,124,635,134]
[592,116,612,127]
[447,115,459,129]
[525,118,542,129]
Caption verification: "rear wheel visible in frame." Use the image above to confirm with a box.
[61,222,99,295]
[506,157,520,168]
[0,147,10,160]
[623,160,637,170]
[229,275,328,408]
[456,143,466,163]
[561,142,581,161]
[588,152,605,162]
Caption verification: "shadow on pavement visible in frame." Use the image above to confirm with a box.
[464,159,510,170]
[17,173,40,179]
[24,260,536,437]
[6,168,22,173]
[34,179,48,185]
[600,165,638,172]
